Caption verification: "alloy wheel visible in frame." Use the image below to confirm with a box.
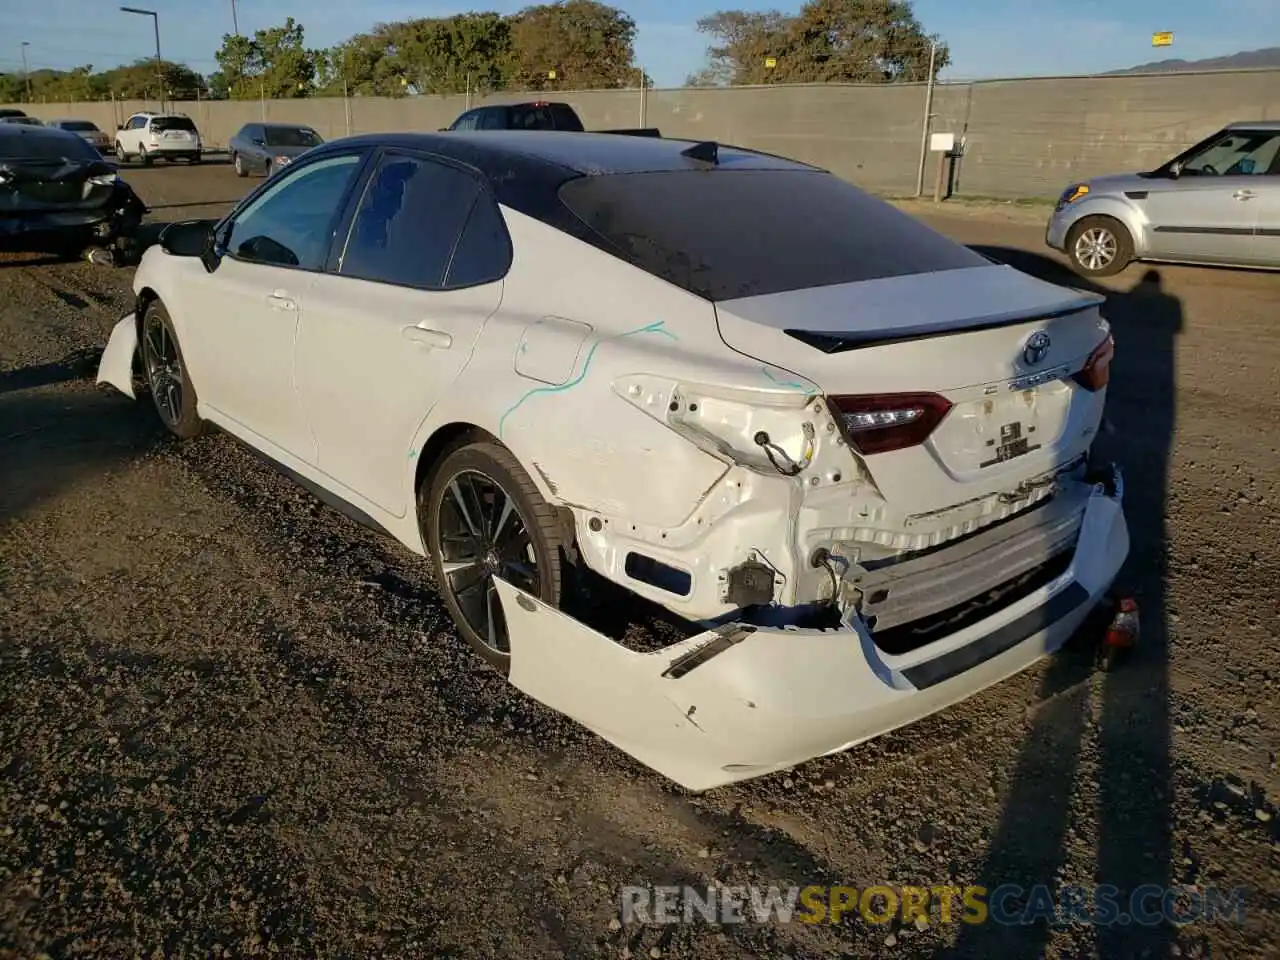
[141,313,184,427]
[435,469,540,654]
[1074,227,1117,272]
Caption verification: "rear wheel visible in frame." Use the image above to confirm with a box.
[263,160,272,179]
[1067,216,1133,278]
[421,440,564,672]
[140,299,203,440]
[139,145,153,168]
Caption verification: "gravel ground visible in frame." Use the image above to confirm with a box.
[2,160,1278,959]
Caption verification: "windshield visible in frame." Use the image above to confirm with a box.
[1,117,43,126]
[264,126,323,148]
[60,121,100,132]
[558,169,987,301]
[0,130,103,162]
[151,116,196,133]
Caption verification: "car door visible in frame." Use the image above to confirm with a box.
[1144,130,1279,265]
[119,115,143,152]
[190,150,370,462]
[295,150,511,516]
[1246,138,1280,267]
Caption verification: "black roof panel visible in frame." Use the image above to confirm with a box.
[317,130,822,177]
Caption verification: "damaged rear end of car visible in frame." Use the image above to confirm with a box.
[490,155,1129,792]
[0,125,146,254]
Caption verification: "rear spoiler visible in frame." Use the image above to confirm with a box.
[595,127,662,138]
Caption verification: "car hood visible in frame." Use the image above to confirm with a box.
[266,144,318,158]
[1077,171,1159,193]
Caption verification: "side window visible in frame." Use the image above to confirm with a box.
[452,112,478,132]
[445,194,512,288]
[226,154,363,270]
[129,116,145,130]
[339,154,481,290]
[1184,133,1280,177]
[477,108,507,130]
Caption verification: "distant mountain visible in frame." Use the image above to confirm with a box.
[1107,46,1280,75]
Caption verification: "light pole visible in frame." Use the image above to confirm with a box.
[230,0,239,36]
[914,38,939,198]
[20,42,32,102]
[120,7,164,111]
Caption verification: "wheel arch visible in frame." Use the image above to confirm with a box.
[411,421,576,553]
[132,286,161,376]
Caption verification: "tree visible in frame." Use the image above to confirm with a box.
[509,1,639,90]
[692,0,947,86]
[210,17,318,99]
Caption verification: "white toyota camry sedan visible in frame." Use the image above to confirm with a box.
[97,131,1128,791]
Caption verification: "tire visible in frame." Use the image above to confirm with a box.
[139,145,152,167]
[263,160,272,179]
[139,299,203,440]
[421,439,564,672]
[189,153,201,165]
[1066,216,1133,278]
[114,141,128,162]
[233,153,247,177]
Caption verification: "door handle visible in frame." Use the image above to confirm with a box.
[266,290,297,311]
[401,326,453,349]
[1233,189,1255,201]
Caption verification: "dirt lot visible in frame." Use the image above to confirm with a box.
[2,160,1279,959]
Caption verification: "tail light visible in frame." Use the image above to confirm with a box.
[826,392,953,455]
[1073,334,1115,391]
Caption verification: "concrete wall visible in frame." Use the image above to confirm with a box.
[6,68,1278,198]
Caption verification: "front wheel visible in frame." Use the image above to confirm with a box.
[1066,216,1133,278]
[114,141,128,162]
[233,153,247,177]
[139,299,204,440]
[421,440,564,672]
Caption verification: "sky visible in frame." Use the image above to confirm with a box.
[1,0,1277,88]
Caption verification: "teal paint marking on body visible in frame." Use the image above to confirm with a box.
[760,365,808,390]
[498,320,676,439]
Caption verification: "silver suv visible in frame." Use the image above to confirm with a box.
[1046,121,1280,277]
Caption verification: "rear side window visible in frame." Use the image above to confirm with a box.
[340,154,482,290]
[477,108,508,130]
[444,194,512,288]
[549,105,584,131]
[60,121,98,132]
[509,106,558,130]
[558,169,988,301]
[151,116,196,133]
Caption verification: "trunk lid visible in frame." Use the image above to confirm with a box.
[714,263,1111,513]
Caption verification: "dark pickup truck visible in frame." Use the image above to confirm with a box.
[443,101,659,137]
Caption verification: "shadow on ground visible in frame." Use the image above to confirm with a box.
[928,247,1182,956]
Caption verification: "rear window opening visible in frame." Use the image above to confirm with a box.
[510,104,584,131]
[0,131,103,162]
[558,169,987,301]
[59,121,100,132]
[151,117,197,133]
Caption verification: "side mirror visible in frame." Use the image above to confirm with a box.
[1168,161,1182,180]
[158,219,218,267]
[117,124,124,131]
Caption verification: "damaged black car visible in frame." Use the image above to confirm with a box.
[0,123,147,262]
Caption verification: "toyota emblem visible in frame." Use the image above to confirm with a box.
[1023,331,1051,366]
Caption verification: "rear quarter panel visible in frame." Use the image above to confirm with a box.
[408,207,805,531]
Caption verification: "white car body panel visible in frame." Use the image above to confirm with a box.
[98,137,1131,790]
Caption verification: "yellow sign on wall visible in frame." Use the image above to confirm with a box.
[547,69,557,79]
[764,57,777,69]
[1152,31,1174,47]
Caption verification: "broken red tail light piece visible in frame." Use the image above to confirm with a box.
[825,392,954,455]
[1104,596,1140,649]
[1073,333,1115,392]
